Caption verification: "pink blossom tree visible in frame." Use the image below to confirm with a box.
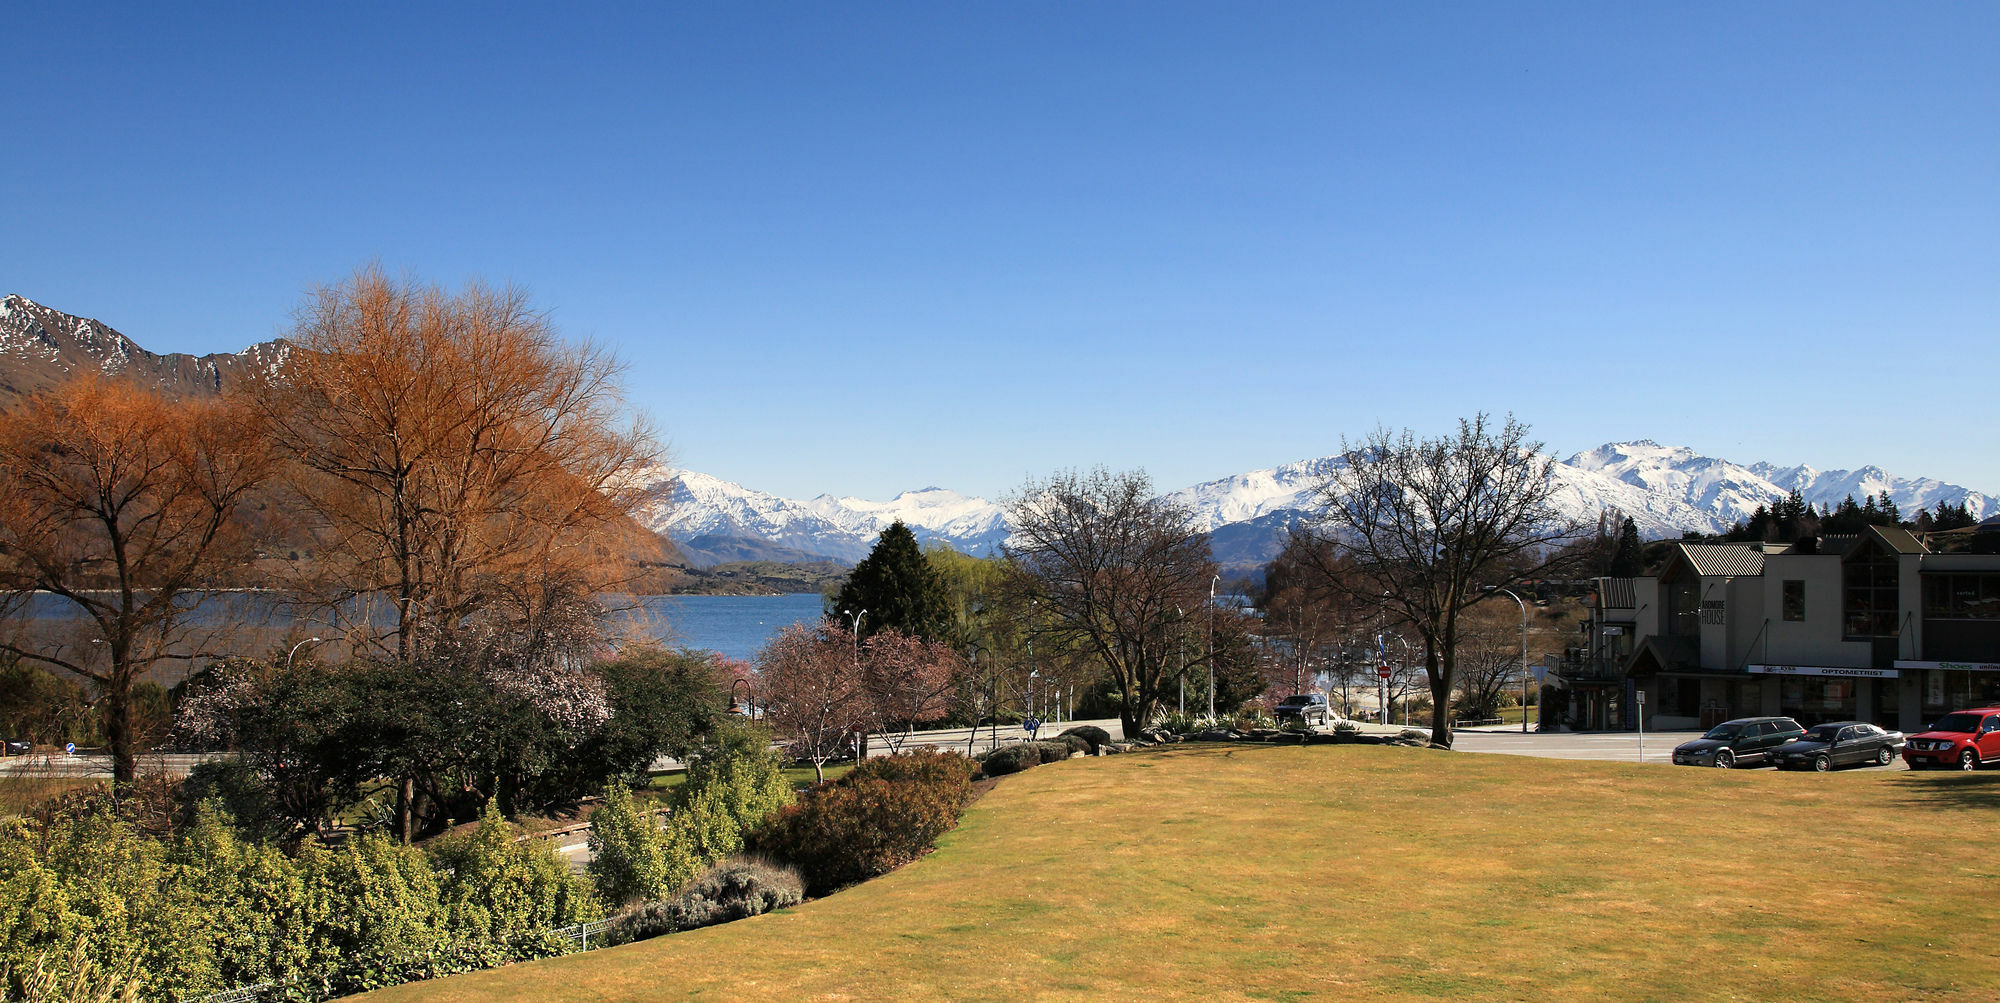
[757,622,866,782]
[861,628,966,753]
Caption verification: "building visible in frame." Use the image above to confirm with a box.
[1555,524,2000,732]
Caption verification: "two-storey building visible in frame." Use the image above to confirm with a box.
[1559,523,2000,733]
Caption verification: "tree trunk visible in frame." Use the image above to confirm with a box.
[104,675,136,785]
[398,776,414,844]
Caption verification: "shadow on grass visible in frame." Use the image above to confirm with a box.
[1890,771,2000,811]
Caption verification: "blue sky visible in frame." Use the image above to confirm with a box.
[5,3,1995,500]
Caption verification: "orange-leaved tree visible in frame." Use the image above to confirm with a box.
[0,375,275,783]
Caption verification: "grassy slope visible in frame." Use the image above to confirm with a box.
[367,745,2000,1002]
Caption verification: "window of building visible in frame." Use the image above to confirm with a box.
[1665,563,1701,637]
[1782,580,1805,622]
[1843,550,1900,638]
[1922,572,2000,621]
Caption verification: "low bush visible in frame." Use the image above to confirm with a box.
[1056,725,1111,753]
[976,743,1041,777]
[749,751,975,896]
[1050,733,1093,756]
[1035,740,1078,763]
[668,857,805,931]
[600,857,805,947]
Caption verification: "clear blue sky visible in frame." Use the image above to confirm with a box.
[5,2,1995,500]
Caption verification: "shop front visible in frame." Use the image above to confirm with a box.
[1895,660,2000,728]
[1747,664,1901,728]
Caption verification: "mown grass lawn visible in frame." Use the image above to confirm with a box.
[367,744,2000,1001]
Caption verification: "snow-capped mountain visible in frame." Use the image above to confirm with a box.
[0,294,288,403]
[644,468,1009,567]
[649,443,1997,570]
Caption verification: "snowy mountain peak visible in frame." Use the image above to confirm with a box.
[651,445,1996,572]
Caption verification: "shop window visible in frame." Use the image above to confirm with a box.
[1782,580,1805,622]
[1923,572,2000,620]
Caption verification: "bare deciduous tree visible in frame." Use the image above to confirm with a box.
[0,376,275,782]
[1005,468,1219,740]
[1308,414,1577,747]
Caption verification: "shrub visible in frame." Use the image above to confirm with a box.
[975,743,1041,777]
[427,800,601,968]
[600,857,804,947]
[1056,725,1111,753]
[848,747,977,790]
[587,782,695,907]
[1334,720,1362,735]
[600,898,679,947]
[667,857,804,931]
[1035,740,1077,763]
[750,752,974,896]
[1051,733,1093,756]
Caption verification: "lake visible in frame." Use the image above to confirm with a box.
[8,591,830,665]
[619,594,827,661]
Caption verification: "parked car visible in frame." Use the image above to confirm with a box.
[1902,707,2000,771]
[1671,716,1805,768]
[1274,693,1331,727]
[1,738,30,756]
[1771,721,1904,771]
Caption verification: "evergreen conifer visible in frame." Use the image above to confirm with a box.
[830,521,952,642]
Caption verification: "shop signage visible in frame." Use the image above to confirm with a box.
[1602,626,1624,636]
[1746,663,1899,679]
[1894,660,2000,673]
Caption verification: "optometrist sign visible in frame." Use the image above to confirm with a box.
[1746,664,1899,679]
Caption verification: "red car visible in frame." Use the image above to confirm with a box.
[1903,707,2000,771]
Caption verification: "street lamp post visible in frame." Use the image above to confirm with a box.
[729,677,753,717]
[1207,574,1219,720]
[1487,587,1531,733]
[842,609,865,759]
[287,637,324,670]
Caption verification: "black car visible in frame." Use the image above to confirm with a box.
[1274,694,1331,727]
[1770,721,1904,772]
[1,738,30,756]
[1671,716,1805,768]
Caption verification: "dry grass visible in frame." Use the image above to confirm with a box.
[362,744,2000,1002]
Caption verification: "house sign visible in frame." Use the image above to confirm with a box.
[1746,663,1899,679]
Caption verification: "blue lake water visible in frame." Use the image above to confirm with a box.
[619,594,827,661]
[11,591,829,664]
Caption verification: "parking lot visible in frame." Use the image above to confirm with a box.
[1447,727,1910,770]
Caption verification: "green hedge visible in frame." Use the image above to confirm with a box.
[0,790,598,1002]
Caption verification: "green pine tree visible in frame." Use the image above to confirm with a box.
[1608,518,1645,577]
[830,521,952,642]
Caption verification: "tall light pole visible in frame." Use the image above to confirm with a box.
[287,636,324,670]
[842,609,865,759]
[1487,587,1531,733]
[1207,574,1219,720]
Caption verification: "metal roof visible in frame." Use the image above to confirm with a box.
[1679,544,1767,578]
[1596,577,1637,609]
[1866,525,1927,555]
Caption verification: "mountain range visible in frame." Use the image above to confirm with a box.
[6,294,1994,578]
[641,443,1997,576]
